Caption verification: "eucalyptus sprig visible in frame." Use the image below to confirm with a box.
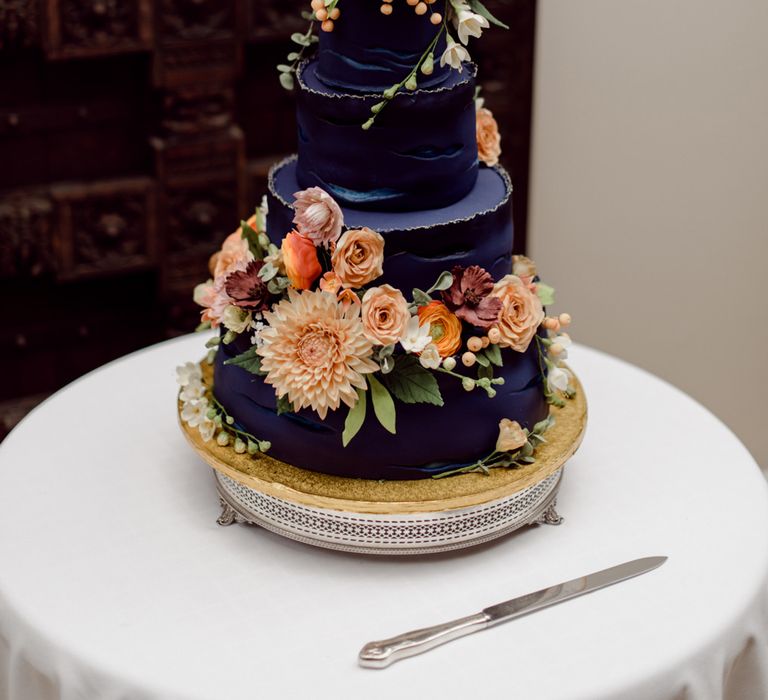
[363,17,447,130]
[208,393,272,455]
[277,19,319,91]
[433,415,555,479]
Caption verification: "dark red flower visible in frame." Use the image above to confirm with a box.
[225,260,273,311]
[442,265,502,329]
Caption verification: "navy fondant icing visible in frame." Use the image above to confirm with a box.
[296,59,479,212]
[317,0,450,93]
[268,156,513,295]
[214,333,549,480]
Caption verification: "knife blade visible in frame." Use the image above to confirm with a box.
[358,556,667,669]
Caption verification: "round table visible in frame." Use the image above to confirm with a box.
[1,337,767,700]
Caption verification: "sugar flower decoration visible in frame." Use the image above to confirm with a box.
[400,315,433,354]
[292,187,344,247]
[417,301,463,358]
[331,227,385,288]
[440,35,471,71]
[491,275,545,352]
[209,230,253,280]
[361,285,410,346]
[496,419,527,452]
[454,9,490,45]
[176,361,202,387]
[194,276,232,329]
[257,289,378,419]
[225,260,274,311]
[442,265,502,329]
[419,343,442,370]
[476,107,502,167]
[282,231,322,290]
[547,365,573,393]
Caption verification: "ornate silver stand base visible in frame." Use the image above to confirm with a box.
[212,468,565,555]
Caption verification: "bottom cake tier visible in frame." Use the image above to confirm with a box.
[179,367,587,555]
[213,337,550,481]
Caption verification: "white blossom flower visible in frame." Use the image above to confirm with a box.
[176,362,202,387]
[251,320,267,347]
[549,333,572,360]
[181,397,209,428]
[400,316,433,354]
[180,377,205,403]
[222,305,252,334]
[198,418,216,442]
[547,366,572,393]
[454,10,489,45]
[419,343,442,370]
[440,35,471,71]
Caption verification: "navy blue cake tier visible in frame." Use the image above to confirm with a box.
[214,332,548,481]
[268,156,511,294]
[317,0,450,93]
[296,59,479,212]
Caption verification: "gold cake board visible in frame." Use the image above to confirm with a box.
[180,368,587,554]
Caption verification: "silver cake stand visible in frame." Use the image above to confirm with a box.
[180,365,587,556]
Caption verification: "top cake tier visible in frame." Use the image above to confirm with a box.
[317,0,450,93]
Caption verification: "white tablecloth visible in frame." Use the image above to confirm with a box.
[1,337,767,700]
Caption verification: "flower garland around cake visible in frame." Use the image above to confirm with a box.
[277,0,508,130]
[178,187,576,471]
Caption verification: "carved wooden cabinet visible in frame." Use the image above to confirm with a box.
[0,0,536,438]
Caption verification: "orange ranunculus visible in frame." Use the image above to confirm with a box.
[319,271,343,294]
[417,301,462,358]
[282,231,322,290]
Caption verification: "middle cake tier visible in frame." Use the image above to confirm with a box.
[295,58,479,212]
[268,156,513,295]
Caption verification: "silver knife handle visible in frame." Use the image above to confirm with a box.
[358,612,490,669]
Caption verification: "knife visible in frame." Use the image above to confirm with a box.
[359,556,666,669]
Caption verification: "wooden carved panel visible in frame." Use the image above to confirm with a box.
[0,0,40,51]
[247,0,306,43]
[42,0,153,59]
[0,192,55,279]
[161,83,234,136]
[153,0,240,86]
[52,178,157,280]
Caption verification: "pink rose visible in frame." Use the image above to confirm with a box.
[361,285,410,346]
[491,275,545,352]
[293,187,344,247]
[194,276,231,328]
[331,227,385,288]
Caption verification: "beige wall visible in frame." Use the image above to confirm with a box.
[529,1,768,468]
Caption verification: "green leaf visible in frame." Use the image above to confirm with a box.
[412,289,432,307]
[485,343,503,367]
[195,321,212,333]
[537,283,556,306]
[291,32,311,46]
[469,0,510,29]
[475,353,490,368]
[241,220,263,260]
[205,336,221,349]
[277,64,293,73]
[276,395,293,415]
[380,355,444,407]
[223,347,264,375]
[367,374,397,434]
[342,388,367,447]
[427,270,454,294]
[279,72,295,90]
[478,363,494,381]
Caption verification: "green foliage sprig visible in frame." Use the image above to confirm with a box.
[433,414,555,479]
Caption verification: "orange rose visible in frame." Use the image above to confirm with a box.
[476,107,502,167]
[331,227,385,288]
[282,231,322,290]
[417,301,462,357]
